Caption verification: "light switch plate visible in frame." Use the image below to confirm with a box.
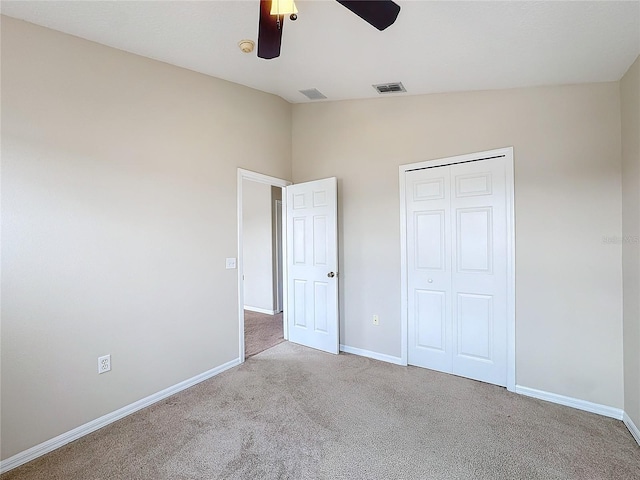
[226,258,237,269]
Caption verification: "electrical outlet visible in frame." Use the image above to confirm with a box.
[226,257,237,269]
[98,354,111,374]
[373,315,379,326]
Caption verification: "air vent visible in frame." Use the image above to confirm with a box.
[373,82,406,94]
[299,88,327,100]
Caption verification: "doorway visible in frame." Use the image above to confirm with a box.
[399,147,516,391]
[237,170,340,361]
[237,169,291,362]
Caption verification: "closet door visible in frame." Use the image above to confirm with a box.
[406,157,508,387]
[450,158,508,386]
[406,166,453,374]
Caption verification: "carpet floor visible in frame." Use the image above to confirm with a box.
[244,310,284,358]
[2,342,638,479]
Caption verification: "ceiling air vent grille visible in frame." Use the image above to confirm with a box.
[299,88,327,100]
[373,82,406,94]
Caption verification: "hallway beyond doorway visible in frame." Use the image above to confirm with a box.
[244,310,284,358]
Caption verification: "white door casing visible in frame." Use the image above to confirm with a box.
[237,169,291,362]
[401,148,515,390]
[286,177,339,354]
[275,199,284,313]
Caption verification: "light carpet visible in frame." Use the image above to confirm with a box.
[244,310,284,358]
[2,342,638,479]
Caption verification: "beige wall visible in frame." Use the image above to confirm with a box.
[621,55,640,427]
[243,180,275,312]
[292,82,624,409]
[0,17,291,459]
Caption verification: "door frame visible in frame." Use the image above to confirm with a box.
[237,168,291,363]
[274,199,283,313]
[398,147,516,392]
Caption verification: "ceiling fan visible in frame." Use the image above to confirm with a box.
[257,0,401,59]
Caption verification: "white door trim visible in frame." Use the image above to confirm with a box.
[274,199,283,313]
[399,147,516,392]
[237,169,292,363]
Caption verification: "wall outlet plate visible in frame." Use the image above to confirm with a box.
[98,354,111,374]
[226,257,237,269]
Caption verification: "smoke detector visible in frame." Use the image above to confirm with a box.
[238,40,255,53]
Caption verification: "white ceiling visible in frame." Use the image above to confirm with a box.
[2,1,639,103]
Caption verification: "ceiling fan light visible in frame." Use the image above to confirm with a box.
[270,0,298,16]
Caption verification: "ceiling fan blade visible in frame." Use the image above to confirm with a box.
[336,0,400,31]
[257,0,284,59]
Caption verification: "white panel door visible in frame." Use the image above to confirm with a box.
[286,177,339,354]
[406,158,508,386]
[450,159,508,386]
[406,167,453,373]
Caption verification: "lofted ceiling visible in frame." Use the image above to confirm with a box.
[1,0,639,103]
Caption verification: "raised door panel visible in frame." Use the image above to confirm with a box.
[456,207,493,274]
[456,293,493,361]
[293,218,306,265]
[455,172,492,197]
[314,282,328,333]
[293,280,307,328]
[313,216,328,266]
[414,178,445,201]
[415,211,445,271]
[415,289,446,351]
[293,192,306,210]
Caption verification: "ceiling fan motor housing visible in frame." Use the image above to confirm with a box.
[258,0,400,59]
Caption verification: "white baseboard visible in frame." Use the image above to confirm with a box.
[623,412,640,445]
[0,357,241,474]
[244,306,277,315]
[515,385,624,420]
[339,344,405,366]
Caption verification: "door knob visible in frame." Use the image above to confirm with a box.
[327,272,336,278]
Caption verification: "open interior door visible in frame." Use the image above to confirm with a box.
[286,177,339,354]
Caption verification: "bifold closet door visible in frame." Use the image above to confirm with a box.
[406,166,453,374]
[406,158,508,387]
